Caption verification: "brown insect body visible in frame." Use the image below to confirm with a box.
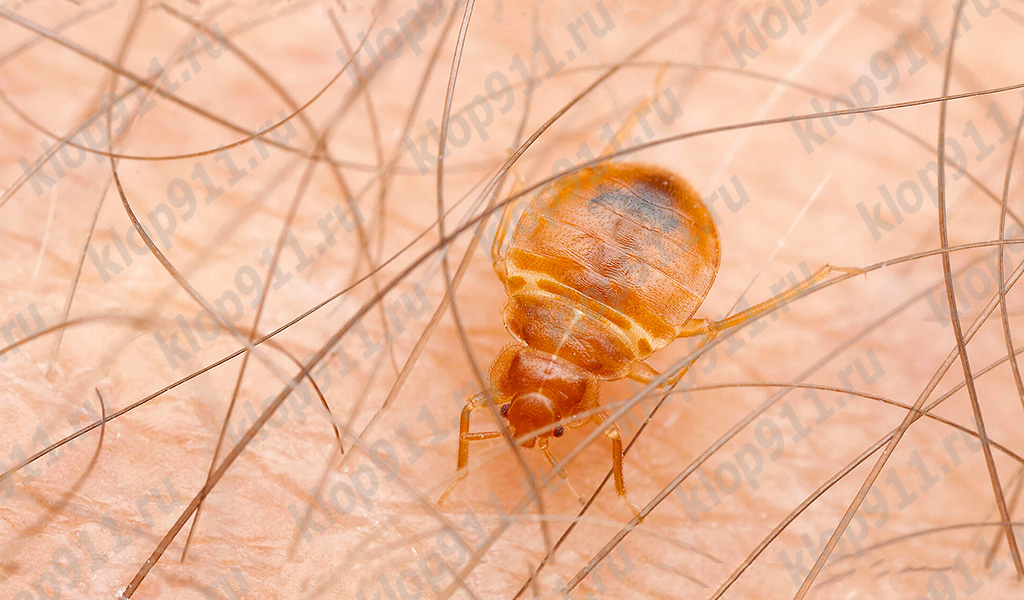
[441,155,850,516]
[494,162,721,443]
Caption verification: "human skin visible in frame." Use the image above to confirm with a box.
[2,0,1024,598]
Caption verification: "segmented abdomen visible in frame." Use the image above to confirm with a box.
[502,163,720,378]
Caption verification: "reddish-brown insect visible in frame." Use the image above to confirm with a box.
[438,126,854,521]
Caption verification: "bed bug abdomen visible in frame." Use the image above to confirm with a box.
[503,162,721,378]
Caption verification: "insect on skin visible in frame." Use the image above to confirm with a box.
[438,100,859,522]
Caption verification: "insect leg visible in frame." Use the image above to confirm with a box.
[489,190,519,284]
[677,265,864,337]
[593,413,644,522]
[627,331,722,388]
[626,361,662,384]
[538,438,585,504]
[438,393,503,505]
[598,63,669,159]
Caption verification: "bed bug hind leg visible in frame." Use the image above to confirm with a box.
[490,197,515,284]
[490,174,527,285]
[593,413,644,522]
[599,63,670,159]
[438,393,503,505]
[626,330,722,388]
[677,264,865,338]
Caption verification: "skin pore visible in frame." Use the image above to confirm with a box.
[2,0,1024,598]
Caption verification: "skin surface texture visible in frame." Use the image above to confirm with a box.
[2,1,1024,599]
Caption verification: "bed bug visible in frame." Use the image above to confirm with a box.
[437,98,856,521]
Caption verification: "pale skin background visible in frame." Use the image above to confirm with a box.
[3,0,1024,598]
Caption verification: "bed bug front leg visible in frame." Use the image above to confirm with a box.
[438,393,503,505]
[538,437,585,504]
[593,412,644,522]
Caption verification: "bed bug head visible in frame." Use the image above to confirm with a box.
[500,392,564,448]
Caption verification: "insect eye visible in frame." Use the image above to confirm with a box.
[500,404,510,417]
[553,426,564,438]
